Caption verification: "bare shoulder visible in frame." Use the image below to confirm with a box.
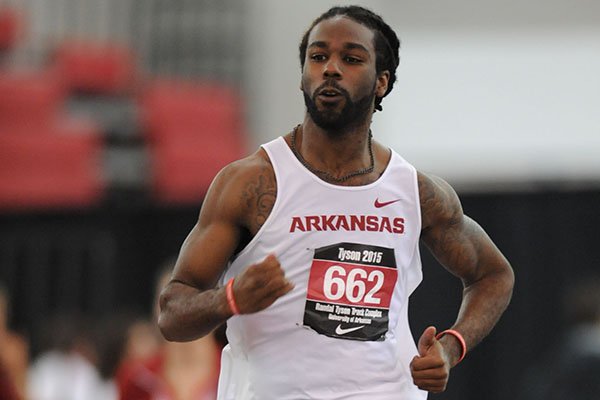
[200,148,276,234]
[417,171,463,232]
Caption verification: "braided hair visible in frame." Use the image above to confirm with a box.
[299,5,400,112]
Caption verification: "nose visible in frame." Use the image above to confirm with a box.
[323,58,342,79]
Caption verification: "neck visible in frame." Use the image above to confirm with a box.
[291,118,375,183]
[302,115,372,142]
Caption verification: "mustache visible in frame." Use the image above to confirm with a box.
[313,81,350,99]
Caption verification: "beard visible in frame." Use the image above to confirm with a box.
[303,80,376,133]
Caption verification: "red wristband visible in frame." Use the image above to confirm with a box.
[226,278,241,315]
[435,329,467,364]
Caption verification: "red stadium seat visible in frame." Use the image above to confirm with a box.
[53,41,138,95]
[140,79,243,142]
[0,7,20,51]
[151,133,243,203]
[0,118,105,210]
[139,79,246,203]
[0,71,66,130]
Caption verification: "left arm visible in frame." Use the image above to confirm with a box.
[410,172,514,393]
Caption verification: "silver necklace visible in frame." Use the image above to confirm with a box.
[290,125,374,183]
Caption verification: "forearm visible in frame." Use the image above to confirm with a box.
[158,281,232,342]
[418,175,515,369]
[448,264,514,362]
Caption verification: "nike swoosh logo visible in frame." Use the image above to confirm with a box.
[374,198,401,208]
[335,324,365,335]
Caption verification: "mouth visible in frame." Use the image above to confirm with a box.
[316,87,345,105]
[318,87,342,98]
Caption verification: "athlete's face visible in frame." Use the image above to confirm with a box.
[301,16,389,131]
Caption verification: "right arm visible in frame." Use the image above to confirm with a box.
[158,152,293,342]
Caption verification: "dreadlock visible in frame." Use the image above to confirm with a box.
[299,5,400,112]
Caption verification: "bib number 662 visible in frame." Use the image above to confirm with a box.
[323,265,384,305]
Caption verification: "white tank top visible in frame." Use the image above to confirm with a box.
[217,136,427,400]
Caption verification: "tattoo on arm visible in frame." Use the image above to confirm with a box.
[241,163,277,234]
[419,173,480,281]
[418,172,514,354]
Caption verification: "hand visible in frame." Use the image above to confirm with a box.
[232,254,294,314]
[410,326,451,393]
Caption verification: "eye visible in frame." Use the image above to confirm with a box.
[310,54,327,62]
[344,56,362,64]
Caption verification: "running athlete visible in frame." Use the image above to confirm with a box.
[158,5,514,399]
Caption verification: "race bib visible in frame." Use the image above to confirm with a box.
[303,242,398,341]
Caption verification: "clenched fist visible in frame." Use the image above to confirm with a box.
[231,254,294,314]
[410,326,451,393]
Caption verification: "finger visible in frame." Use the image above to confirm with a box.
[413,379,447,393]
[246,254,279,272]
[267,277,295,299]
[411,366,448,380]
[410,356,445,372]
[262,253,280,267]
[273,284,294,301]
[281,280,295,294]
[417,326,437,356]
[261,255,291,284]
[410,355,418,369]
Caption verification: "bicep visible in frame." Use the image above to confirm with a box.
[170,166,247,290]
[422,215,503,284]
[419,172,507,284]
[172,220,240,289]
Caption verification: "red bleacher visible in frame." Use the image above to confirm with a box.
[0,71,104,210]
[52,41,138,95]
[0,70,66,128]
[140,79,246,203]
[0,117,104,210]
[0,7,19,51]
[0,8,247,210]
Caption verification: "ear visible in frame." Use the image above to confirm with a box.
[376,70,390,98]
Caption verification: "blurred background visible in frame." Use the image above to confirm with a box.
[0,0,599,399]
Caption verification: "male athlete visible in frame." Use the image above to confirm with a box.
[158,5,514,399]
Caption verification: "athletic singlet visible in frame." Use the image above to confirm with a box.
[216,136,427,400]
